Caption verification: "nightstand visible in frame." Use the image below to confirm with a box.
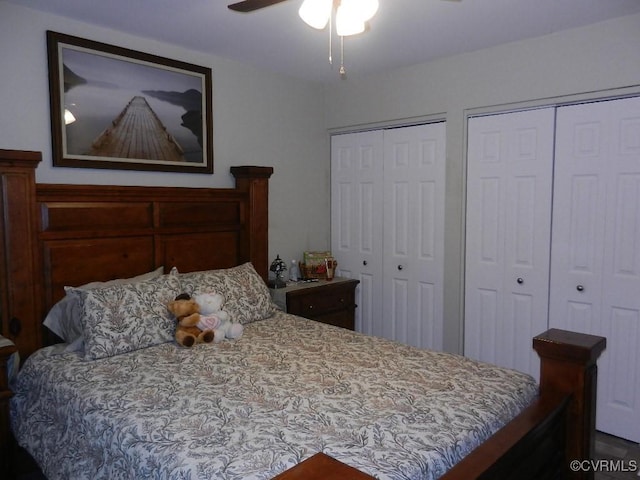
[270,277,359,330]
[0,336,17,473]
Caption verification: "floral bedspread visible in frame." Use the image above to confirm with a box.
[10,312,537,480]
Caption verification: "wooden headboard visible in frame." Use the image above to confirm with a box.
[0,149,273,358]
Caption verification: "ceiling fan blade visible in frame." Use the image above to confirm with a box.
[228,0,289,12]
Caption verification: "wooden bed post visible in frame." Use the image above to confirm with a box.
[441,328,606,480]
[0,150,42,358]
[231,166,274,281]
[533,328,606,480]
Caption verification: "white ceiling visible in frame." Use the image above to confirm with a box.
[8,0,640,83]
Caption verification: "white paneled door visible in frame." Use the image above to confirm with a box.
[383,124,446,350]
[465,108,556,380]
[550,97,640,442]
[331,123,446,350]
[331,131,384,335]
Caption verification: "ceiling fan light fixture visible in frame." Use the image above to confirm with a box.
[335,4,365,36]
[297,0,381,76]
[345,0,379,22]
[298,0,332,30]
[335,0,379,36]
[64,108,76,125]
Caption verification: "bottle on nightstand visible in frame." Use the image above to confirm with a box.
[289,260,300,282]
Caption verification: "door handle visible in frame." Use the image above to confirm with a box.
[517,277,524,284]
[576,285,584,292]
[363,260,368,266]
[398,265,403,271]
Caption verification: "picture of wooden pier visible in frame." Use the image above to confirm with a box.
[48,31,213,173]
[88,96,186,162]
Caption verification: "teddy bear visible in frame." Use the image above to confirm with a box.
[193,292,243,343]
[167,293,215,347]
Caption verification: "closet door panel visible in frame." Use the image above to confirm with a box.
[388,278,409,342]
[331,131,384,336]
[465,108,555,380]
[383,123,446,350]
[332,123,445,350]
[603,109,640,443]
[550,96,640,442]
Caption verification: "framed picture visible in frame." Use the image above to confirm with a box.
[46,31,213,173]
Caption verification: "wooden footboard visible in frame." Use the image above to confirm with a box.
[441,328,605,480]
[441,397,568,480]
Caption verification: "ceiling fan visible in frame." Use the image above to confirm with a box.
[229,0,380,36]
[227,0,461,77]
[228,0,381,77]
[228,0,289,12]
[228,0,462,12]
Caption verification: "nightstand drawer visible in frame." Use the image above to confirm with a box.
[270,278,359,330]
[287,288,354,316]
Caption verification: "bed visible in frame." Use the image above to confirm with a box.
[0,149,606,480]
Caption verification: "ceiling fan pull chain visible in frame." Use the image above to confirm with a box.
[328,13,333,65]
[339,35,346,77]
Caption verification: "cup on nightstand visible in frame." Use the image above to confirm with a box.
[325,257,337,281]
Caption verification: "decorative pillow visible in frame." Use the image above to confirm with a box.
[72,273,181,360]
[43,267,165,345]
[179,262,276,325]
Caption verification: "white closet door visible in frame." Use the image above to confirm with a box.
[465,108,555,380]
[550,96,640,442]
[383,123,446,350]
[331,131,384,335]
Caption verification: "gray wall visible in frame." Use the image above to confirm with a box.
[324,13,640,353]
[0,2,330,268]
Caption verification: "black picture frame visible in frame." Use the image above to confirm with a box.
[46,31,213,174]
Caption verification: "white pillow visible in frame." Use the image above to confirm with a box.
[43,267,165,345]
